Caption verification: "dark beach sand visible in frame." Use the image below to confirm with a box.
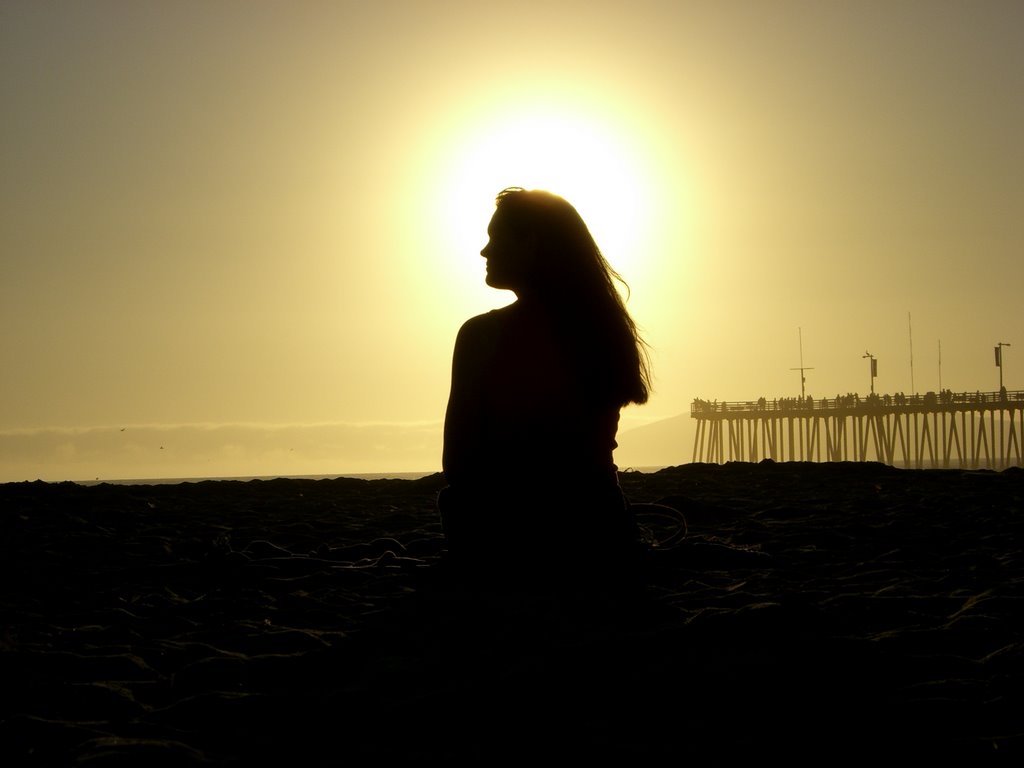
[2,462,1022,764]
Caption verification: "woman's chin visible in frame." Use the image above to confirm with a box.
[485,273,507,289]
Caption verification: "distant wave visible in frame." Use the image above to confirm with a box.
[74,471,440,486]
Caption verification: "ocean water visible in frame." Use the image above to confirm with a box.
[74,466,672,486]
[76,471,440,486]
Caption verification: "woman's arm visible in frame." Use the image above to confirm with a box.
[441,314,495,485]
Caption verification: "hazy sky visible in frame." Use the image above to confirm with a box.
[2,1,1022,481]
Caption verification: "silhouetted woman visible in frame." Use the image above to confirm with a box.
[439,187,651,581]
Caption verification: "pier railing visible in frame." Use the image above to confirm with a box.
[690,389,1024,469]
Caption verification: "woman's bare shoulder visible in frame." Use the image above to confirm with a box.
[457,305,515,339]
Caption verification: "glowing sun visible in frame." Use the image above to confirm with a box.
[436,106,656,291]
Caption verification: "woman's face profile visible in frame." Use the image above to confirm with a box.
[480,210,533,292]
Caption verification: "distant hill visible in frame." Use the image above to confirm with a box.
[615,412,695,470]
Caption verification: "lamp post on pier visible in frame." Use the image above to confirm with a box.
[996,342,1011,391]
[863,351,877,395]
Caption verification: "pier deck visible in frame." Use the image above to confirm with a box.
[691,389,1024,469]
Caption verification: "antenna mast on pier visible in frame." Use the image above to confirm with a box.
[790,327,814,399]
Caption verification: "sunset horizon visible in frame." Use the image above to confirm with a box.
[3,1,1022,482]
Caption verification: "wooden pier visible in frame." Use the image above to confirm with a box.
[691,389,1024,469]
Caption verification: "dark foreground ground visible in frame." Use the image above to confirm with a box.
[2,462,1022,764]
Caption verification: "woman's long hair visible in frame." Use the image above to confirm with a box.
[493,187,651,406]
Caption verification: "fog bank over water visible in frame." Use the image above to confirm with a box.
[0,422,446,484]
[0,415,692,483]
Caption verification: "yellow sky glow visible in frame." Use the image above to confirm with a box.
[1,2,1022,482]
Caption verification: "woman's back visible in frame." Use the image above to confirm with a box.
[438,188,650,579]
[445,302,620,490]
